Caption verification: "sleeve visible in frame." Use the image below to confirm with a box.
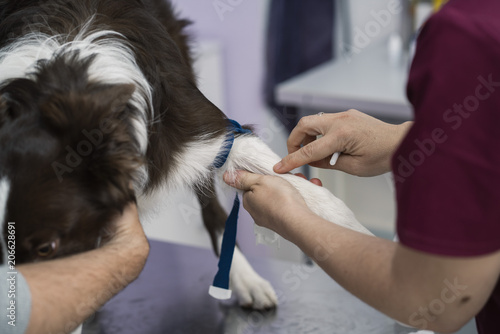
[0,265,32,333]
[392,7,500,256]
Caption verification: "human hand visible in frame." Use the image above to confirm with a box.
[105,203,149,276]
[294,172,323,187]
[224,171,313,239]
[274,110,413,177]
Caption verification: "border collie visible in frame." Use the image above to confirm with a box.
[0,0,370,309]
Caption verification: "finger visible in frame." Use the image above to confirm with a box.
[294,173,322,186]
[308,152,347,170]
[309,153,360,176]
[328,154,362,175]
[301,134,317,150]
[308,156,332,169]
[286,116,325,154]
[275,136,339,173]
[294,173,307,180]
[223,170,262,191]
[310,178,323,187]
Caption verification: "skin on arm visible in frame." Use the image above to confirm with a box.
[292,213,500,333]
[225,171,500,333]
[18,203,149,334]
[274,110,413,177]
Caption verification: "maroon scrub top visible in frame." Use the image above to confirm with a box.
[391,0,500,333]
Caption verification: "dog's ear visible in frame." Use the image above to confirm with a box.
[1,79,44,126]
[0,93,22,128]
[0,95,7,127]
[0,94,20,129]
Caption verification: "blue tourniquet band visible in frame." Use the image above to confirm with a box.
[212,120,252,169]
[209,119,252,299]
[212,194,240,291]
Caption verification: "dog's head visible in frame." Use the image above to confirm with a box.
[0,64,143,263]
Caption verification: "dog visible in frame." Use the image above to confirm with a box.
[0,0,371,309]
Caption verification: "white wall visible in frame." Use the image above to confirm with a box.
[335,0,403,60]
[350,0,400,37]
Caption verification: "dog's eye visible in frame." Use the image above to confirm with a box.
[36,241,57,257]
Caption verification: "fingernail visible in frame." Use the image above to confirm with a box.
[274,162,283,172]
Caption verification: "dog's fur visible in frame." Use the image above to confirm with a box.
[0,0,370,309]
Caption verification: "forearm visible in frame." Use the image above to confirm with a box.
[282,211,484,333]
[283,212,400,317]
[18,241,148,334]
[228,169,496,332]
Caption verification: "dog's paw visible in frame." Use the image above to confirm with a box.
[231,269,278,310]
[230,248,278,310]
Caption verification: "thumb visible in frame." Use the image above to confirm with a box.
[223,170,262,191]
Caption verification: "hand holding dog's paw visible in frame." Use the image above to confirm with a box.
[224,171,312,238]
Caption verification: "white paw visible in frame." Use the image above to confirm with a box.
[231,269,278,310]
[230,247,278,310]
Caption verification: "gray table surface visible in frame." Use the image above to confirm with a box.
[86,240,420,334]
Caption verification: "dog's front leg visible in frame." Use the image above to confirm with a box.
[196,182,278,310]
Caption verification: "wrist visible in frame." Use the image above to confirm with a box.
[398,121,413,136]
[390,121,413,156]
[381,121,413,173]
[103,235,149,280]
[279,207,319,243]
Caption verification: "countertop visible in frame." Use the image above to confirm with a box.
[276,46,413,120]
[86,240,419,334]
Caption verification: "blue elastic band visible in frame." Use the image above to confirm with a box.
[228,119,253,135]
[209,119,252,299]
[211,193,240,291]
[212,120,252,169]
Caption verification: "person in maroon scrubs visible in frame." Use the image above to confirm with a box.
[225,0,500,333]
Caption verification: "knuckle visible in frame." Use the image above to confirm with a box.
[248,174,264,188]
[255,174,265,185]
[338,111,352,120]
[301,144,315,159]
[297,116,311,128]
[339,109,360,124]
[335,127,349,139]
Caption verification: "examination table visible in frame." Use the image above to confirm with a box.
[84,240,419,334]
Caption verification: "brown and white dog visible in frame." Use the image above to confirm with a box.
[0,0,370,309]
